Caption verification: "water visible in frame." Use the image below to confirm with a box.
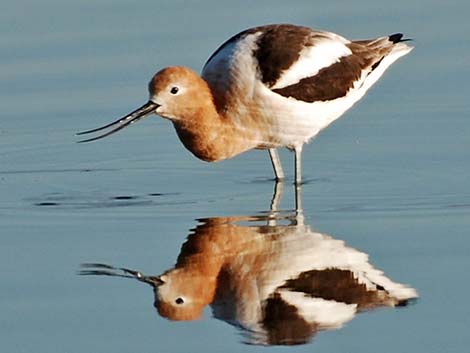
[1,0,469,352]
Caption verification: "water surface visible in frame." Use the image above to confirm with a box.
[1,1,469,352]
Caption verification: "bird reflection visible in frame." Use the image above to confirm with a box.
[81,208,417,345]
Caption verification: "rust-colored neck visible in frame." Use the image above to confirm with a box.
[172,107,258,162]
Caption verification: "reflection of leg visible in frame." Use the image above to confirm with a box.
[270,180,284,212]
[268,181,284,226]
[295,182,304,224]
[269,149,285,181]
[294,146,304,221]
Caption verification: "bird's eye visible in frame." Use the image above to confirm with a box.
[175,297,184,305]
[170,86,179,95]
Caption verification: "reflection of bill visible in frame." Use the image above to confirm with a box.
[81,212,417,346]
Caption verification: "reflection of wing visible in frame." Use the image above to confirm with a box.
[281,268,412,311]
[209,222,417,345]
[274,289,356,329]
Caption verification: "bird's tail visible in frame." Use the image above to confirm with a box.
[388,33,412,44]
[374,33,414,56]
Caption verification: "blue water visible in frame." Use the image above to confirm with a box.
[1,0,469,352]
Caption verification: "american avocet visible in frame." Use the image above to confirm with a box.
[81,213,417,344]
[78,24,413,184]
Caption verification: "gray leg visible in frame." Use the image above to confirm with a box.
[295,182,303,215]
[268,148,285,181]
[294,146,303,212]
[294,146,303,185]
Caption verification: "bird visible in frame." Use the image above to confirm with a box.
[80,212,417,345]
[77,24,413,184]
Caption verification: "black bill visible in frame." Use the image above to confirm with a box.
[77,101,159,143]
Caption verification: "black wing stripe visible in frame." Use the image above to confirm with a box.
[253,25,313,87]
[272,54,368,102]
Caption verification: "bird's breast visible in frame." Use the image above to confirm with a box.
[172,121,259,162]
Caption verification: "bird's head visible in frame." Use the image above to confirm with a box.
[148,66,213,122]
[77,66,213,142]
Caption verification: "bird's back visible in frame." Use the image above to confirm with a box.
[202,24,412,148]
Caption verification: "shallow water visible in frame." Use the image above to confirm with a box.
[1,0,469,352]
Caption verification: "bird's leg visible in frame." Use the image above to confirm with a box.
[268,148,285,181]
[294,146,303,185]
[294,146,304,214]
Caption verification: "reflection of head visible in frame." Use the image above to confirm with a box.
[261,293,318,345]
[155,299,205,321]
[153,270,218,321]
